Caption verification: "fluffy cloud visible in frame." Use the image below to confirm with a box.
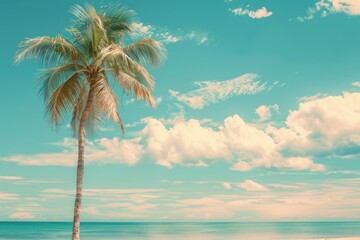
[142,118,231,168]
[256,104,279,122]
[230,7,273,19]
[1,114,324,172]
[237,180,268,192]
[3,92,360,172]
[268,92,360,158]
[330,0,360,14]
[142,114,323,171]
[298,0,360,21]
[170,74,268,109]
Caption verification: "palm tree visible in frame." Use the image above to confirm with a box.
[15,3,166,240]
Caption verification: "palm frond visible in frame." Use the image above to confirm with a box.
[67,26,92,59]
[111,71,155,107]
[123,38,167,67]
[93,75,124,133]
[70,4,108,55]
[38,63,86,102]
[97,43,155,89]
[15,36,85,66]
[101,4,135,42]
[46,72,85,126]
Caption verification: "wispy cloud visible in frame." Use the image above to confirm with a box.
[0,192,19,201]
[41,188,165,207]
[297,0,360,21]
[1,137,143,166]
[297,93,328,103]
[169,74,268,109]
[230,7,273,19]
[174,180,360,220]
[132,22,210,45]
[0,176,23,181]
[352,81,360,87]
[9,212,35,219]
[0,175,62,185]
[237,179,268,192]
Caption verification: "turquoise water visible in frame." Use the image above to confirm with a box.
[0,222,360,239]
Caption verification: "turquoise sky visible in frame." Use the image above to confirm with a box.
[1,0,360,221]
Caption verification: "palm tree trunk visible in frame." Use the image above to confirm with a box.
[71,85,96,240]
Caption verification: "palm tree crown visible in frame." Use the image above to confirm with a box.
[15,3,166,134]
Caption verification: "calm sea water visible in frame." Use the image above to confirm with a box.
[0,222,360,240]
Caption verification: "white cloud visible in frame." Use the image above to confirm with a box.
[158,32,179,44]
[352,81,360,87]
[268,92,360,158]
[0,192,19,201]
[142,117,231,168]
[0,176,23,181]
[170,74,268,109]
[43,188,163,196]
[3,92,360,172]
[330,0,360,14]
[132,22,153,35]
[237,179,268,192]
[256,104,279,122]
[1,137,143,166]
[1,114,324,172]
[222,182,232,189]
[174,179,360,220]
[268,184,300,190]
[0,176,61,185]
[297,93,328,103]
[9,212,34,219]
[230,7,273,19]
[82,207,137,218]
[298,0,360,21]
[142,114,323,171]
[132,22,209,45]
[169,90,204,110]
[104,202,156,212]
[41,188,162,219]
[155,97,162,105]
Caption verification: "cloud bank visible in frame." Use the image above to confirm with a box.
[2,92,360,173]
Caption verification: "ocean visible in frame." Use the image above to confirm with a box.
[0,222,360,240]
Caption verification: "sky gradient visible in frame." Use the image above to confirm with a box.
[1,0,360,221]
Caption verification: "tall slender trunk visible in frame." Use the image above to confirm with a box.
[71,84,96,240]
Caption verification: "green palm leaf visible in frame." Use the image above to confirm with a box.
[47,72,85,126]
